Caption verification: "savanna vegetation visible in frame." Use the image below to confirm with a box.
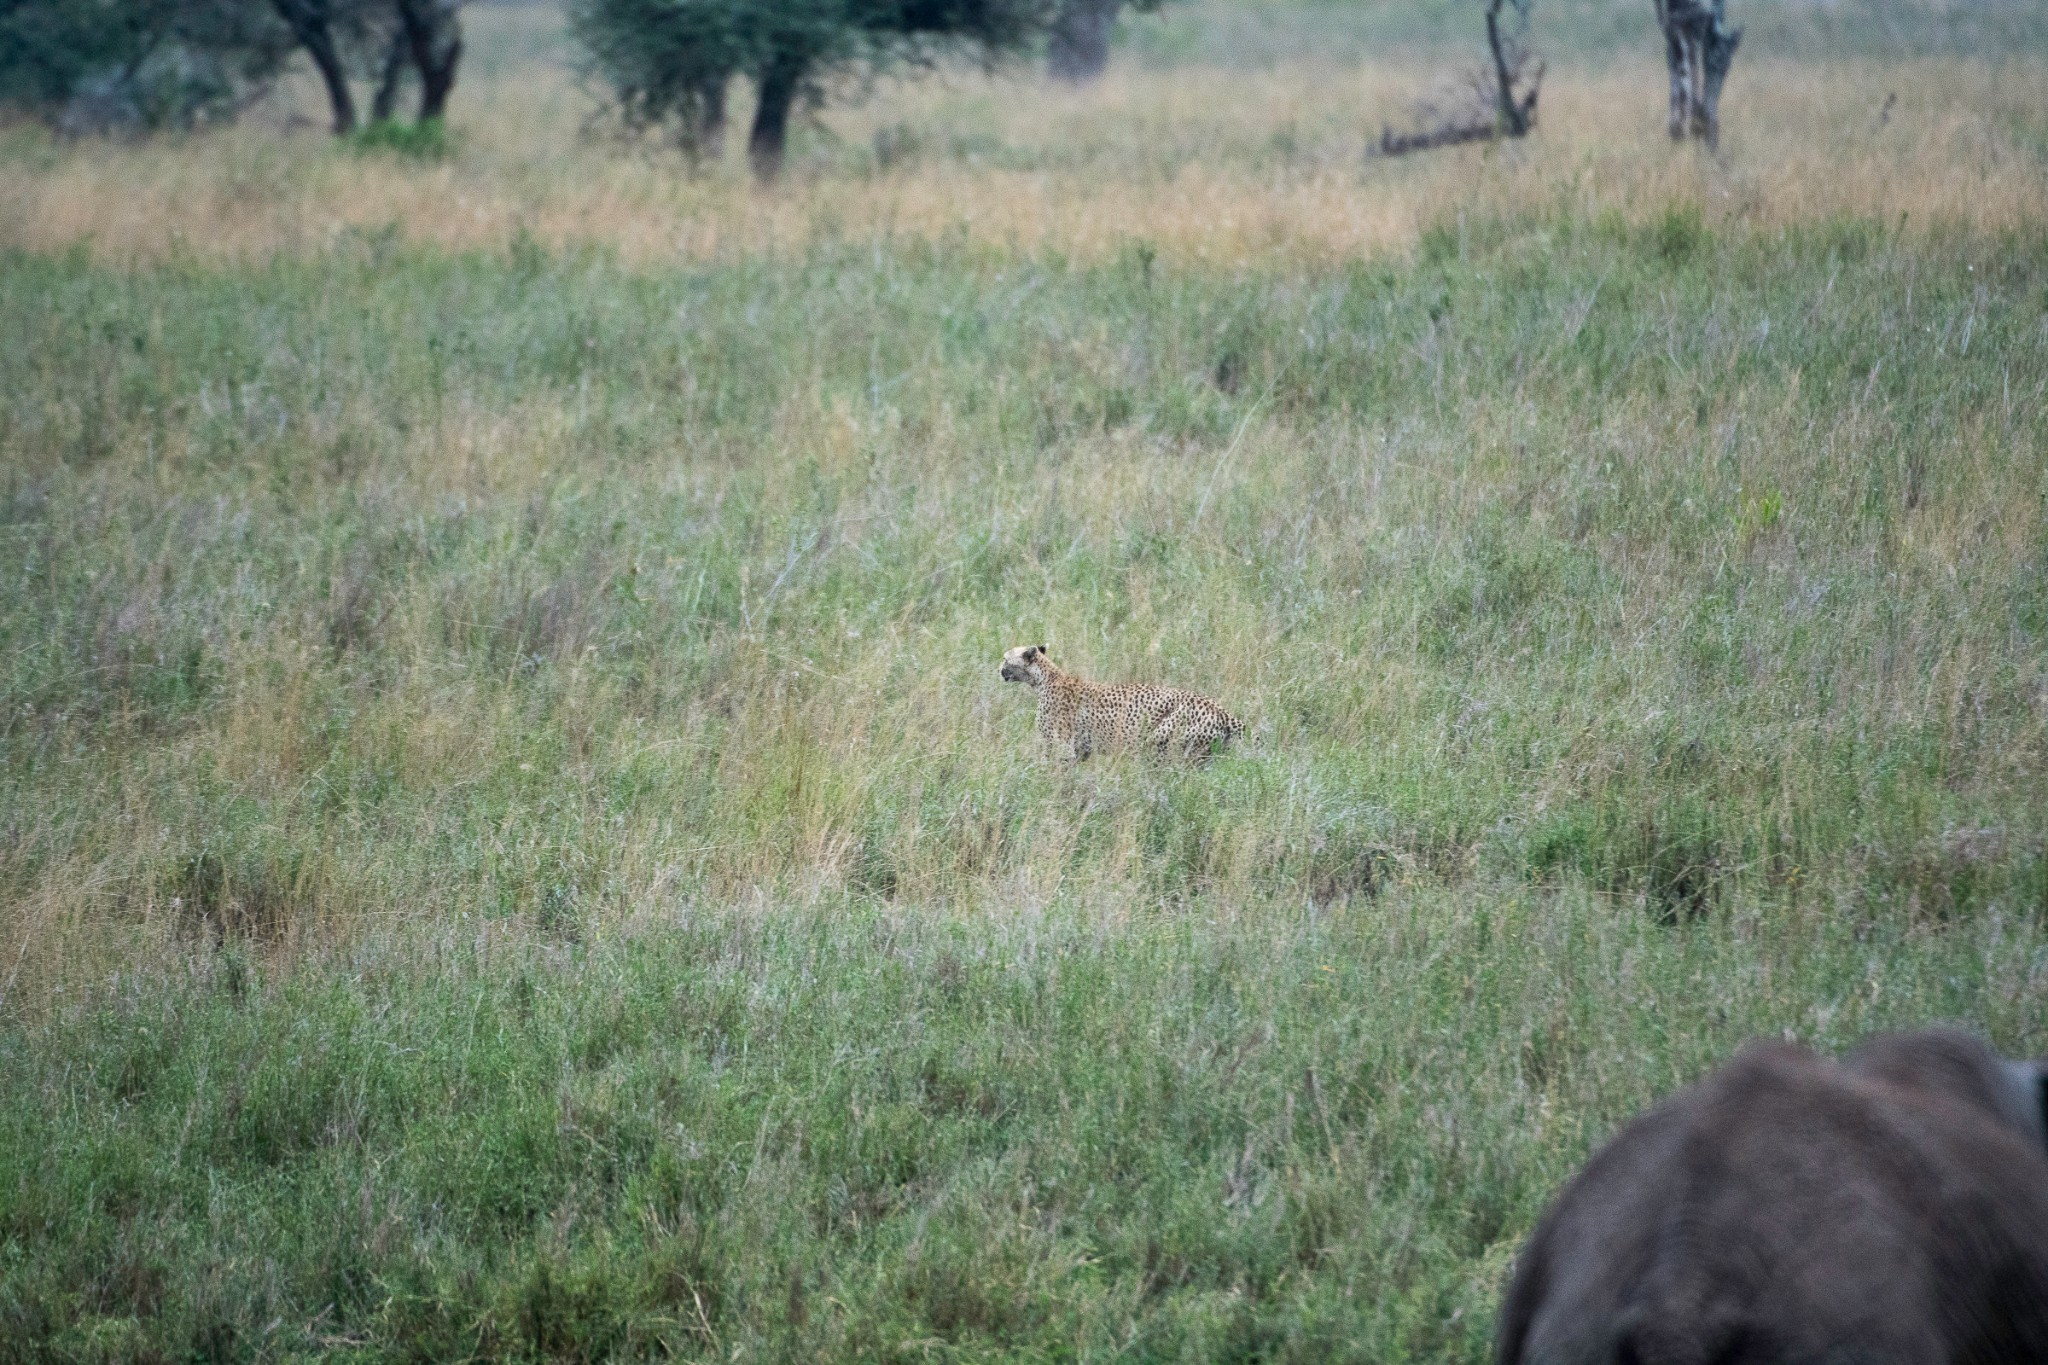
[3,0,2048,1358]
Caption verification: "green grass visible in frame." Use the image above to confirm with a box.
[3,201,2047,1359]
[4,897,2042,1363]
[347,119,454,162]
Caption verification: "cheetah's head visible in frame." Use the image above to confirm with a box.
[1000,644,1051,686]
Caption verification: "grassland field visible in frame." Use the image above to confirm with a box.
[3,0,2048,1359]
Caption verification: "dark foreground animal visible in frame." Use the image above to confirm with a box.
[1497,1027,2048,1365]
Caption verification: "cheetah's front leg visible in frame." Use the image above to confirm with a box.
[1147,706,1188,759]
[1152,707,1222,762]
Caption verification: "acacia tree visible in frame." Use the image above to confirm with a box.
[0,0,458,135]
[574,0,1055,181]
[571,0,747,163]
[0,0,295,130]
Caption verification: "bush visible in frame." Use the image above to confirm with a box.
[348,112,450,158]
[572,0,1056,179]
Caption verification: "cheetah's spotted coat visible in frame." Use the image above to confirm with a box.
[999,645,1244,761]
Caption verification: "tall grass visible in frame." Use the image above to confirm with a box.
[3,896,2041,1361]
[2,2,2047,1358]
[7,209,2044,965]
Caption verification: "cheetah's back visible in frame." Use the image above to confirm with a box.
[1078,681,1243,756]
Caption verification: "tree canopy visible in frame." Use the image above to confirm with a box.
[0,0,293,131]
[573,0,1056,179]
[0,0,462,137]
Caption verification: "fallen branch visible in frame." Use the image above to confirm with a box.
[1372,0,1542,159]
[1377,117,1506,158]
[1376,72,1541,157]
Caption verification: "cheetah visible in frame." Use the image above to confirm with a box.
[999,644,1245,761]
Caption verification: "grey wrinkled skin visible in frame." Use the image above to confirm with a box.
[1497,1027,2048,1365]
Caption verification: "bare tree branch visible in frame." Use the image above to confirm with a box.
[1376,0,1541,159]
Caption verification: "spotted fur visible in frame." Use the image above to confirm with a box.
[999,644,1244,761]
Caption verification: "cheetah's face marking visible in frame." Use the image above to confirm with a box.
[1000,644,1049,685]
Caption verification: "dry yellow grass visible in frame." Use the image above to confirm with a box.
[3,44,2044,267]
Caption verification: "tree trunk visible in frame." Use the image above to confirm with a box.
[694,76,727,164]
[370,28,407,124]
[1047,0,1120,84]
[1485,0,1528,135]
[272,0,356,135]
[396,0,461,123]
[1659,0,1691,139]
[1697,14,1740,150]
[1655,0,1740,148]
[748,51,806,182]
